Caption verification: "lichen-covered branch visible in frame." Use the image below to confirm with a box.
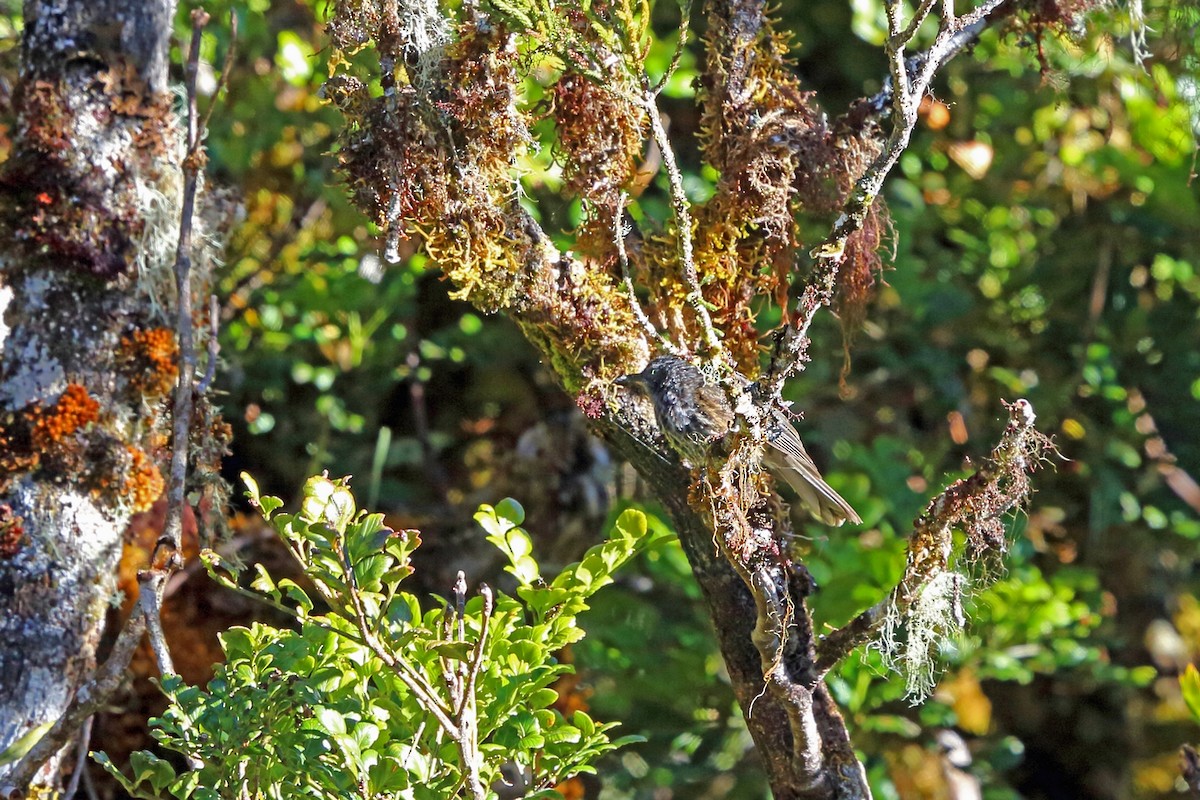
[159,10,211,566]
[814,399,1053,687]
[642,87,723,359]
[762,0,1016,397]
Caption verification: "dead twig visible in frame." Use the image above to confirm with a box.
[158,9,210,565]
[62,716,92,800]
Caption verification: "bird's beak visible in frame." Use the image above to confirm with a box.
[615,372,645,389]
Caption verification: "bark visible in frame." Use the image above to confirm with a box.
[0,0,179,790]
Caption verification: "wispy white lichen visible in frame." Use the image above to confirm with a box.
[401,0,452,88]
[879,570,967,703]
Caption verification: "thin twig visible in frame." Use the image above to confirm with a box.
[452,574,487,800]
[138,570,175,676]
[63,715,92,800]
[941,0,956,28]
[196,294,221,396]
[198,12,238,140]
[650,0,690,94]
[614,192,674,350]
[762,0,1013,397]
[641,86,723,359]
[895,0,940,45]
[335,527,459,737]
[80,754,99,800]
[159,9,210,564]
[457,583,492,720]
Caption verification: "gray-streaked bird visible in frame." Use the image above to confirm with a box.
[617,355,861,526]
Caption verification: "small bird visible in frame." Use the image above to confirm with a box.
[617,355,861,526]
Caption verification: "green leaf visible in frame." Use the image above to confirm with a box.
[573,710,596,736]
[279,579,315,613]
[612,508,647,540]
[130,750,178,792]
[242,473,284,518]
[251,563,280,599]
[317,707,348,735]
[94,475,640,795]
[1182,664,1200,722]
[526,687,559,709]
[431,641,475,661]
[495,498,526,528]
[0,720,53,767]
[511,554,541,586]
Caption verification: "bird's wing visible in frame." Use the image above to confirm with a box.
[767,410,862,526]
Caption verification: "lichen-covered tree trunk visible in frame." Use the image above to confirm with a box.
[0,0,181,788]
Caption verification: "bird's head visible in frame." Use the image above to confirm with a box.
[615,355,690,397]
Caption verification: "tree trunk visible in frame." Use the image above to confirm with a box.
[0,0,179,789]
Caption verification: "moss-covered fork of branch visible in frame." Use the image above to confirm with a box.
[815,399,1057,697]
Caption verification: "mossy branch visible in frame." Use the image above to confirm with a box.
[762,0,1016,399]
[814,399,1053,683]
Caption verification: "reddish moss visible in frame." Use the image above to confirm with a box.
[552,73,645,213]
[0,504,25,559]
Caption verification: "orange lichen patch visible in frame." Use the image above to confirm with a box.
[30,383,100,448]
[121,446,165,514]
[0,504,25,559]
[121,327,179,398]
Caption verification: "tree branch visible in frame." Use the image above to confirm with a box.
[158,9,209,565]
[762,0,1016,398]
[815,399,1049,675]
[642,87,724,359]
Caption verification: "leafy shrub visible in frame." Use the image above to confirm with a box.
[97,475,662,799]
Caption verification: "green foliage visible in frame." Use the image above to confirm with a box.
[97,476,663,799]
[1182,664,1200,724]
[575,504,770,797]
